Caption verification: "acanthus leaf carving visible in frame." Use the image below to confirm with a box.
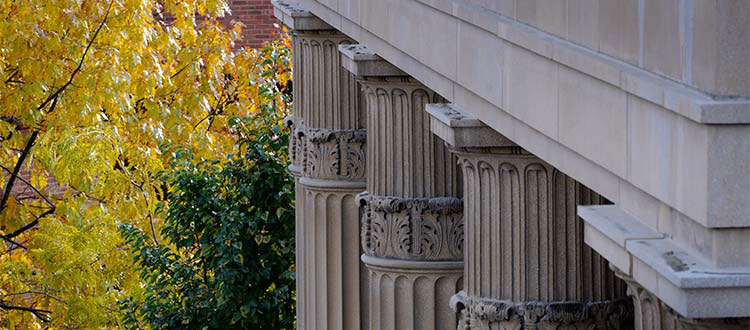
[359,194,463,261]
[450,291,633,330]
[304,128,366,180]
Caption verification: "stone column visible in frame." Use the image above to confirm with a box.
[341,44,464,330]
[273,2,367,329]
[609,266,749,330]
[427,104,633,330]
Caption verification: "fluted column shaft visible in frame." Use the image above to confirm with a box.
[425,104,632,330]
[355,73,464,330]
[279,6,368,328]
[450,147,631,330]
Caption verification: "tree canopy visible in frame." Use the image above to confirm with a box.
[0,0,292,327]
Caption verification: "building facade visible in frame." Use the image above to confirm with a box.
[274,0,750,329]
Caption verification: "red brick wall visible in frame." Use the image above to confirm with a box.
[219,0,279,49]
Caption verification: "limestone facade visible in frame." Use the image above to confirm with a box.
[274,0,750,329]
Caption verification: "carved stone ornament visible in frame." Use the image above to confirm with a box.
[450,291,634,330]
[285,115,305,172]
[303,128,366,180]
[358,193,464,261]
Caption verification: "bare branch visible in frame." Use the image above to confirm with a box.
[0,303,51,322]
[0,130,39,213]
[0,164,55,208]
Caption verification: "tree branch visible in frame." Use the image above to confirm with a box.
[0,130,39,213]
[0,164,55,208]
[6,208,55,239]
[0,303,51,322]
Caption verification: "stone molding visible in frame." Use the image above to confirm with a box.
[612,266,750,330]
[303,128,366,181]
[450,291,632,330]
[358,193,464,261]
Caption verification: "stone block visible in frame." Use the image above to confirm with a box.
[690,0,750,97]
[628,238,750,318]
[457,21,505,107]
[426,103,515,148]
[578,205,664,247]
[273,0,333,30]
[583,223,632,273]
[338,0,359,24]
[706,125,750,228]
[416,5,458,81]
[515,0,567,39]
[359,0,390,39]
[627,95,694,213]
[617,181,669,231]
[643,0,684,81]
[506,46,558,140]
[339,44,405,77]
[566,0,598,50]
[558,66,627,178]
[597,0,639,65]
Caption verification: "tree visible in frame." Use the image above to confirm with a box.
[120,108,295,329]
[0,0,292,327]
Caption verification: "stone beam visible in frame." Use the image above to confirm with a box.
[429,103,633,330]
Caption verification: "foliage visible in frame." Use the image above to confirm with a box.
[0,0,292,327]
[119,109,295,329]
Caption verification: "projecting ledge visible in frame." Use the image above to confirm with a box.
[272,0,332,31]
[579,205,750,318]
[338,44,406,77]
[426,103,515,148]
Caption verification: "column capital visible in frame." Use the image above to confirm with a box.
[339,44,406,77]
[272,0,332,31]
[426,103,515,149]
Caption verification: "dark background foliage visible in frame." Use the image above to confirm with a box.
[119,40,296,329]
